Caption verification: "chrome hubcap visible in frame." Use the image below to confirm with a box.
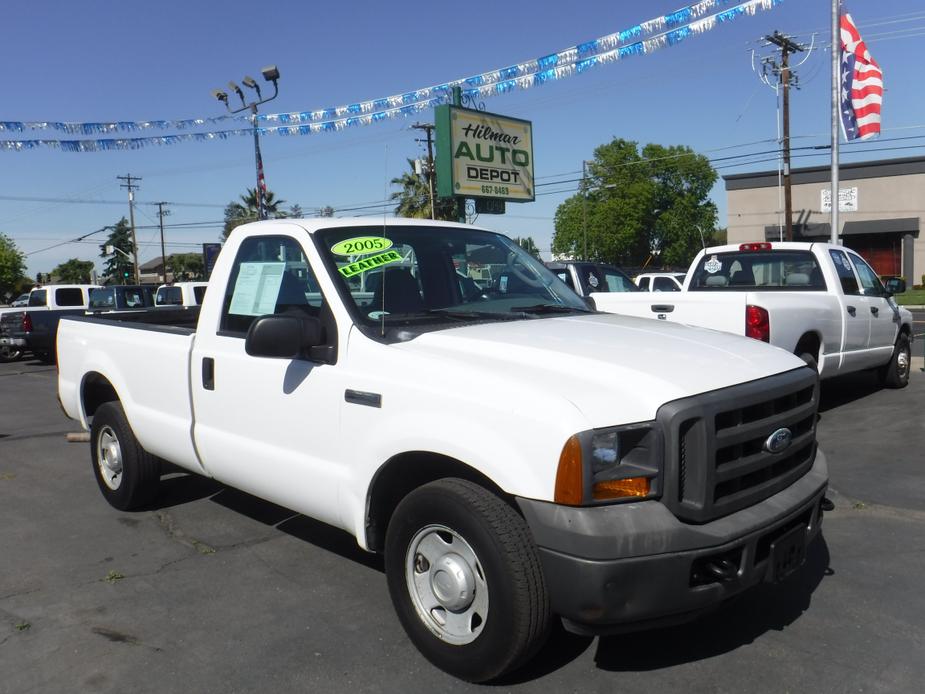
[405,525,488,645]
[96,426,123,491]
[897,347,910,378]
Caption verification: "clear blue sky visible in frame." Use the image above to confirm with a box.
[2,0,923,278]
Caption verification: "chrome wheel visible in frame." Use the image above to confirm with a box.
[896,344,910,380]
[96,425,123,491]
[405,524,488,645]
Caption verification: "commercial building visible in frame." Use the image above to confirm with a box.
[724,156,924,282]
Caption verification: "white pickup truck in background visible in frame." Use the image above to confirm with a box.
[154,281,208,307]
[58,219,829,682]
[592,242,914,387]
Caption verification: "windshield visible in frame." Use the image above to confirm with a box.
[315,225,589,335]
[688,250,826,291]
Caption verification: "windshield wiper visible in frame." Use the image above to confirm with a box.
[510,304,589,315]
[378,309,518,323]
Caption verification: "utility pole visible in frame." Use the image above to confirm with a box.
[411,123,437,220]
[117,174,142,283]
[764,32,804,242]
[156,202,171,283]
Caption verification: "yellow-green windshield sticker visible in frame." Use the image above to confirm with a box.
[330,236,393,256]
[338,250,403,278]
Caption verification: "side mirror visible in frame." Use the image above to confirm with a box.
[245,315,323,359]
[883,277,906,296]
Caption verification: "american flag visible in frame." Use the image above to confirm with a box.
[840,9,883,140]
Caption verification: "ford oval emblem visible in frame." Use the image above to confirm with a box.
[764,428,793,454]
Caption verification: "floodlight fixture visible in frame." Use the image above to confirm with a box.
[228,81,246,106]
[242,75,262,99]
[211,89,229,103]
[261,65,280,82]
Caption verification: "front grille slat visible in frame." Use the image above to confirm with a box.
[714,432,816,484]
[658,368,820,524]
[714,401,817,448]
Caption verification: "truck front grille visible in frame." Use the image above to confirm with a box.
[658,368,818,524]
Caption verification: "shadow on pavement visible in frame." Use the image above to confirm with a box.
[593,536,831,672]
[818,371,884,412]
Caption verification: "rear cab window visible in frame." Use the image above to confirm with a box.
[193,286,208,304]
[689,250,826,291]
[28,290,47,307]
[55,288,85,306]
[89,288,115,309]
[156,287,183,306]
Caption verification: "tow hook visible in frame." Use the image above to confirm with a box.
[820,497,835,512]
[704,558,739,582]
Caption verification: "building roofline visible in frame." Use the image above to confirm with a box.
[723,155,925,190]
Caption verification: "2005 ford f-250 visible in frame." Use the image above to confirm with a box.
[57,218,830,682]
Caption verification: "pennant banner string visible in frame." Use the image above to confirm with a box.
[0,0,782,151]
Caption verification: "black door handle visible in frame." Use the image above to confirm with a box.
[870,306,879,316]
[202,357,215,390]
[651,304,675,313]
[847,305,856,316]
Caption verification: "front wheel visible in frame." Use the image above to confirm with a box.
[879,333,911,389]
[0,345,23,363]
[385,478,550,682]
[90,402,160,510]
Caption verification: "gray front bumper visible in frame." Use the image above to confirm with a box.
[517,449,828,634]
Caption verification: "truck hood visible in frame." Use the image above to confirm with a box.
[395,313,806,427]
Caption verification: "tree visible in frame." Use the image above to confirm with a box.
[168,253,205,281]
[0,233,28,300]
[552,139,717,268]
[222,188,286,240]
[99,218,135,282]
[288,204,304,219]
[52,258,94,284]
[319,205,335,218]
[390,159,459,221]
[514,237,541,259]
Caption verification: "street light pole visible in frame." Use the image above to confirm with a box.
[582,160,589,261]
[212,66,280,222]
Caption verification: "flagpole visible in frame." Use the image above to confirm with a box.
[830,0,840,244]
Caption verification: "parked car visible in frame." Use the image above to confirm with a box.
[154,282,208,307]
[10,293,30,307]
[635,272,686,292]
[592,242,914,386]
[58,219,828,682]
[544,260,638,297]
[0,284,99,363]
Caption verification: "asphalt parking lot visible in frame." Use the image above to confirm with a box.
[1,357,924,693]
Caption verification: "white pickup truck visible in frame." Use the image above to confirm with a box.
[58,219,829,682]
[0,284,99,362]
[592,242,914,387]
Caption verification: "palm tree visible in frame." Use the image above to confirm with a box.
[390,160,430,219]
[390,159,460,221]
[222,188,286,240]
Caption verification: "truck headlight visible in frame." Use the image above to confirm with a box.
[555,423,661,505]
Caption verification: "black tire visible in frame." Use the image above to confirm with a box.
[384,478,550,683]
[879,333,911,389]
[0,345,23,363]
[90,402,160,511]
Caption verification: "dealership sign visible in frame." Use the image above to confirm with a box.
[435,105,534,203]
[821,187,858,213]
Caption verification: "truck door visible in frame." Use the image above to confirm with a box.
[828,249,871,371]
[847,251,898,364]
[189,233,344,528]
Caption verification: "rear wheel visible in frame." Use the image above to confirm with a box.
[90,402,160,510]
[0,345,23,363]
[385,478,550,682]
[879,333,911,389]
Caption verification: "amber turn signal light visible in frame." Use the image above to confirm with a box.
[554,435,584,505]
[592,476,650,500]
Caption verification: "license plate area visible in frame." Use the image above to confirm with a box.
[768,524,807,582]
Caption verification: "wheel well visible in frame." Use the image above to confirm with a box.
[794,332,821,361]
[365,452,512,552]
[82,372,119,419]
